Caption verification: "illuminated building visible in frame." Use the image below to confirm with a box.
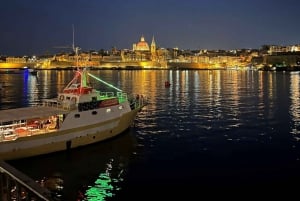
[133,35,151,51]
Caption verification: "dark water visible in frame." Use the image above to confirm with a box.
[2,69,300,200]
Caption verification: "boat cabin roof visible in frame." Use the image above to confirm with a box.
[0,106,69,123]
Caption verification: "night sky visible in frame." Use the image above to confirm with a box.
[1,0,300,56]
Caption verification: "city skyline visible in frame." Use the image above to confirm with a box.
[1,0,300,56]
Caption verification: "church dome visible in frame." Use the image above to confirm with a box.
[135,36,150,51]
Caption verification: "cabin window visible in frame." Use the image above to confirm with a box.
[92,111,97,115]
[1,121,13,126]
[118,105,123,110]
[66,97,71,101]
[74,114,80,118]
[106,108,111,113]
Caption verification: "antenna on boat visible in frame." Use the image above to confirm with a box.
[72,24,81,69]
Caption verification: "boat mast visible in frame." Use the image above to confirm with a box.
[72,24,81,70]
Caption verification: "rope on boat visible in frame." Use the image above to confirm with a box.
[87,72,122,92]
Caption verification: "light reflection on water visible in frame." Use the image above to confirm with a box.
[2,69,300,199]
[289,72,300,136]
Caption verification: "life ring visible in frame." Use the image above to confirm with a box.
[59,95,64,101]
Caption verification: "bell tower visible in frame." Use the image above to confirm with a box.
[151,35,156,54]
[151,35,157,62]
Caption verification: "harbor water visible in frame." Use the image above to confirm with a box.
[1,69,300,200]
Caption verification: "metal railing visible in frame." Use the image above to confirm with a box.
[0,160,55,201]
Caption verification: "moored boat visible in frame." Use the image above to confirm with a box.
[0,68,147,160]
[28,68,38,75]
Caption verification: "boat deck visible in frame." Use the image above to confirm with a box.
[0,120,59,142]
[0,104,68,142]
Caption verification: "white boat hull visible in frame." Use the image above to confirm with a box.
[0,107,140,160]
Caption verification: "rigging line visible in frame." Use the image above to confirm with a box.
[87,73,122,92]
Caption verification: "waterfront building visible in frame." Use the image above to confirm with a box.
[128,35,156,61]
[133,35,150,51]
[99,35,168,68]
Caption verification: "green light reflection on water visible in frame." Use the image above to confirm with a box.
[85,173,114,201]
[85,159,122,201]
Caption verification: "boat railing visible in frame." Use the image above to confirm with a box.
[99,92,115,97]
[0,160,54,201]
[40,99,61,108]
[61,100,77,110]
[129,94,148,110]
[39,99,76,111]
[117,92,128,103]
[99,91,129,103]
